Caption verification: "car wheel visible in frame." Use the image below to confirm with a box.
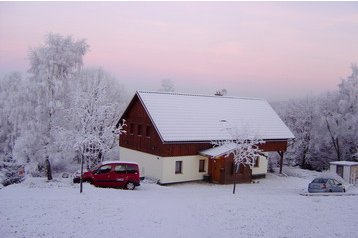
[343,188,346,193]
[126,182,135,190]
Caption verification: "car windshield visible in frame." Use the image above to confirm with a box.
[312,178,328,183]
[90,164,101,172]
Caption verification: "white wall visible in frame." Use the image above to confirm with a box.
[119,147,208,184]
[330,164,336,174]
[161,155,208,184]
[252,155,268,176]
[119,147,163,181]
[343,166,350,182]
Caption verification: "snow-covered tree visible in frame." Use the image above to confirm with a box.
[0,33,129,182]
[213,122,265,194]
[0,72,24,159]
[274,97,318,168]
[26,33,89,174]
[159,79,175,92]
[273,64,358,170]
[66,68,128,169]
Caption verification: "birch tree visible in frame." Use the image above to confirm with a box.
[67,68,128,169]
[27,33,89,173]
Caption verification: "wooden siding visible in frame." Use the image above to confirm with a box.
[208,155,252,184]
[120,95,213,157]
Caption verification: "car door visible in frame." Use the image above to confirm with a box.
[332,179,343,192]
[93,164,113,187]
[126,164,140,185]
[113,164,128,187]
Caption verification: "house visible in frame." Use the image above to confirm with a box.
[116,91,294,184]
[330,161,358,184]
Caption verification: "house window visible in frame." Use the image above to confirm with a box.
[199,159,205,172]
[175,161,183,174]
[130,123,134,135]
[336,165,343,178]
[146,126,151,138]
[137,124,142,136]
[254,157,259,167]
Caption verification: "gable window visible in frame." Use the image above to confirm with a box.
[146,126,151,138]
[199,159,205,172]
[130,123,134,135]
[137,124,142,136]
[175,161,183,174]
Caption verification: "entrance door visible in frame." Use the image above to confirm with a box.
[211,157,222,183]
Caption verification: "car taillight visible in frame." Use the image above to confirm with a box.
[321,184,326,189]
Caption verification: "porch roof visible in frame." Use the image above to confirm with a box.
[199,143,237,158]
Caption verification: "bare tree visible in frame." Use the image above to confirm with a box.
[213,122,265,194]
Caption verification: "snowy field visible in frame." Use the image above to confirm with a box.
[1,168,357,238]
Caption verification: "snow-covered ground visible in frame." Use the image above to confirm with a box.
[1,167,357,238]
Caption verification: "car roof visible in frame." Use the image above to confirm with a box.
[101,161,139,166]
[312,178,329,182]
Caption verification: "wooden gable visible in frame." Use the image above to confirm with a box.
[119,94,212,157]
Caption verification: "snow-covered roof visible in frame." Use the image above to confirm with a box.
[135,91,294,143]
[200,143,237,157]
[330,161,358,166]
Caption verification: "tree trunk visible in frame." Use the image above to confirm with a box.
[80,154,84,193]
[278,151,284,174]
[325,119,341,161]
[233,163,238,194]
[45,158,52,180]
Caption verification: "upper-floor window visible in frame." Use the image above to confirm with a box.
[130,123,134,135]
[146,126,151,138]
[137,124,142,136]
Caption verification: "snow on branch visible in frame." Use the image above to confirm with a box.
[113,119,127,135]
[212,121,265,170]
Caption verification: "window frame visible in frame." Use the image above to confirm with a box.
[254,157,259,167]
[145,126,151,138]
[199,159,205,172]
[96,165,112,174]
[129,123,134,135]
[175,161,183,174]
[137,124,142,136]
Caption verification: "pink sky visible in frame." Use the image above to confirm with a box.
[1,2,357,101]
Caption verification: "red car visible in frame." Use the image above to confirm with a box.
[77,161,140,190]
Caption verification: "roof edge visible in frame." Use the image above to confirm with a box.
[137,90,265,101]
